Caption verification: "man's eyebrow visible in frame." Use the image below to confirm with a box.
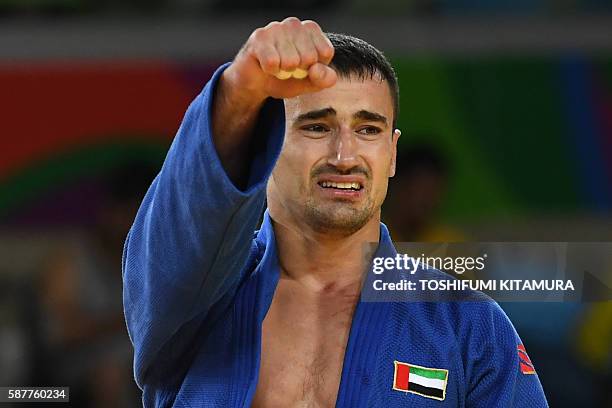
[354,110,388,126]
[294,107,336,123]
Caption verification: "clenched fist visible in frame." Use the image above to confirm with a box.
[213,18,337,185]
[223,17,338,100]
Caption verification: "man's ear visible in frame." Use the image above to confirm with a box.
[389,129,401,177]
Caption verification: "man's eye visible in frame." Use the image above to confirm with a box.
[357,126,382,135]
[302,124,329,133]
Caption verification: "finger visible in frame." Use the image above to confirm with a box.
[275,18,302,72]
[275,35,301,72]
[302,20,334,65]
[254,42,281,76]
[291,68,309,79]
[244,26,281,76]
[292,25,318,70]
[307,62,337,89]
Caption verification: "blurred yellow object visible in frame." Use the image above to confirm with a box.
[274,70,292,80]
[292,68,308,79]
[417,225,466,243]
[275,68,308,80]
[576,301,612,371]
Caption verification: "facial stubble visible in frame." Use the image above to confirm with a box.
[302,183,377,237]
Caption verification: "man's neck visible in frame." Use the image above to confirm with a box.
[270,213,381,293]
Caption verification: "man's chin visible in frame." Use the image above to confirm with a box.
[304,203,373,236]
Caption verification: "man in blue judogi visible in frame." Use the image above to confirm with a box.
[122,17,548,407]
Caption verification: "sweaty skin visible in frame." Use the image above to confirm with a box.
[211,17,400,408]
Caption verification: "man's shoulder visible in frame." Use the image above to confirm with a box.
[389,272,520,348]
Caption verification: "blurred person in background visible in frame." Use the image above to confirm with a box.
[384,142,464,243]
[37,162,157,408]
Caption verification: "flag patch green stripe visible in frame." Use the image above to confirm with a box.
[410,366,448,380]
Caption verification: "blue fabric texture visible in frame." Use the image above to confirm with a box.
[123,63,549,407]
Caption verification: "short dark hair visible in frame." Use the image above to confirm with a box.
[325,32,399,129]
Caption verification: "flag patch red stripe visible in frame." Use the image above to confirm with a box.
[394,363,410,391]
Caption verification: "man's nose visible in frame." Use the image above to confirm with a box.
[328,127,359,172]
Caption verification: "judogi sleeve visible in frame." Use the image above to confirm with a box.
[465,301,549,407]
[122,62,285,389]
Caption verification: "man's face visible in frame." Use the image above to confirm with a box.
[268,74,400,236]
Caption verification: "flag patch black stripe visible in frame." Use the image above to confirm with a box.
[409,382,445,399]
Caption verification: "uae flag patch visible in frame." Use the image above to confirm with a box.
[393,361,449,401]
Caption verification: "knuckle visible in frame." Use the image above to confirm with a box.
[263,21,281,35]
[282,16,301,26]
[302,20,321,31]
[251,27,265,40]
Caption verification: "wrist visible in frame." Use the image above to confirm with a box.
[219,65,268,111]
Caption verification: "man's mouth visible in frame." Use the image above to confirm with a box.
[318,181,363,191]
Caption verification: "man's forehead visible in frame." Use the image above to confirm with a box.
[284,76,393,121]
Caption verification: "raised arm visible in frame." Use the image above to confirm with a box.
[122,17,336,389]
[213,18,336,186]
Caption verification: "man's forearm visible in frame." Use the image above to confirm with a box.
[211,68,267,187]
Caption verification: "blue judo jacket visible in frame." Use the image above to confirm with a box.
[122,63,549,407]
